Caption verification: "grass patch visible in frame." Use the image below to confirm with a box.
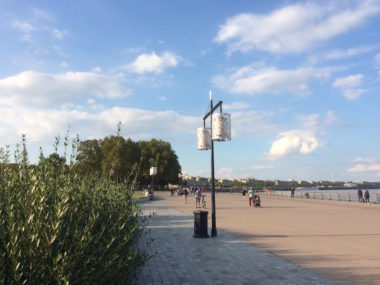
[133,191,147,199]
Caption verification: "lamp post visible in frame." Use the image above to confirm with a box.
[197,90,231,237]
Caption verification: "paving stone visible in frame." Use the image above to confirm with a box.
[137,199,336,285]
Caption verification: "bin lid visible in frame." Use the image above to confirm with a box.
[193,210,209,214]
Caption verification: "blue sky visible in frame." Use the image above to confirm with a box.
[1,0,380,182]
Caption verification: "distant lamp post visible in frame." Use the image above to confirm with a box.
[178,173,182,185]
[150,166,157,199]
[197,90,231,237]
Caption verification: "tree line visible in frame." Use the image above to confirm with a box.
[0,129,182,187]
[73,135,181,186]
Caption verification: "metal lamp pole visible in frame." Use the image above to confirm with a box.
[203,91,223,237]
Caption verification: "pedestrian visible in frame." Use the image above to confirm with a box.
[183,187,188,203]
[364,189,370,204]
[195,187,201,208]
[291,188,295,198]
[248,188,254,207]
[358,189,363,202]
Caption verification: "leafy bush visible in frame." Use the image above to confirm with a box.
[0,135,147,284]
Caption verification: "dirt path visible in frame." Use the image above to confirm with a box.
[157,192,380,285]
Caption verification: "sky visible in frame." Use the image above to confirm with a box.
[1,0,380,182]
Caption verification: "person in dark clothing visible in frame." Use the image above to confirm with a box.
[291,188,295,198]
[364,189,370,204]
[358,189,363,202]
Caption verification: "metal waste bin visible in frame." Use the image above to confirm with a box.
[193,210,209,238]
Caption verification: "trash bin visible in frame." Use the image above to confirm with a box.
[193,210,209,238]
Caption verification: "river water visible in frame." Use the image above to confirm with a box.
[274,187,380,203]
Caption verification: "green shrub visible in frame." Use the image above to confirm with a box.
[0,135,147,284]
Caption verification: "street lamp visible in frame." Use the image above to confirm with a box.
[197,90,231,237]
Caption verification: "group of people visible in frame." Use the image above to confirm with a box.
[357,189,370,203]
[180,186,206,208]
[247,188,261,207]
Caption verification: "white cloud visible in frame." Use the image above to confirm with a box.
[30,7,55,22]
[375,52,380,76]
[324,111,335,124]
[215,2,380,54]
[351,158,380,177]
[333,74,362,88]
[322,110,348,128]
[11,20,35,33]
[60,61,69,68]
[20,34,33,43]
[223,102,250,111]
[266,112,330,160]
[348,163,380,173]
[0,105,199,149]
[354,157,377,163]
[333,74,365,100]
[213,65,331,96]
[297,114,320,129]
[231,110,277,137]
[342,89,365,100]
[126,51,180,74]
[52,28,67,40]
[376,52,380,65]
[324,45,378,60]
[251,165,273,170]
[217,167,235,179]
[0,70,129,107]
[268,130,323,160]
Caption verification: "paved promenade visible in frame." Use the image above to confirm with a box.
[155,192,380,285]
[137,194,335,285]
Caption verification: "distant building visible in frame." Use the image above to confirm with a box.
[344,182,358,188]
[218,179,233,186]
[298,180,314,187]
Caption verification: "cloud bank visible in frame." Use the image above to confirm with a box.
[213,65,331,95]
[215,1,380,54]
[126,51,180,74]
[333,74,365,100]
[0,70,128,107]
[267,114,330,160]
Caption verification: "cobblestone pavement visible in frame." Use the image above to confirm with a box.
[137,198,335,285]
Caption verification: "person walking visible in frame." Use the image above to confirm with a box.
[358,189,363,202]
[291,188,295,198]
[195,187,201,208]
[364,189,370,204]
[183,187,188,203]
[248,188,254,207]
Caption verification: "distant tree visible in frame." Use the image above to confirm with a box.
[138,139,181,186]
[101,136,139,182]
[75,139,103,177]
[43,153,66,168]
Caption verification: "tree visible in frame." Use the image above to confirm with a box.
[75,139,103,177]
[138,139,181,186]
[101,136,139,182]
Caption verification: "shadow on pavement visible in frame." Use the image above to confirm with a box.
[225,229,380,285]
[138,211,335,285]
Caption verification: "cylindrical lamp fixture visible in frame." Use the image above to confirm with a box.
[150,166,157,176]
[212,113,231,141]
[197,127,211,150]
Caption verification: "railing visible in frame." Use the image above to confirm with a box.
[264,191,380,204]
